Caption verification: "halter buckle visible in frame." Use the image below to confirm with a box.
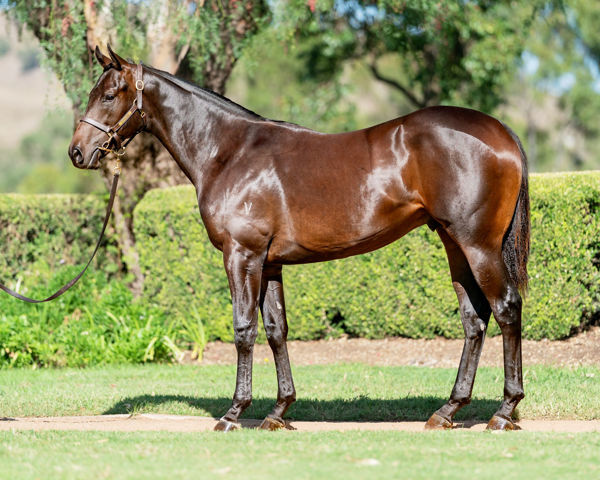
[99,137,114,154]
[135,80,144,91]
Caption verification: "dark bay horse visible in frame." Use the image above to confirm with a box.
[69,46,530,431]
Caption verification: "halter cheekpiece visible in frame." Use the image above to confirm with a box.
[80,62,146,161]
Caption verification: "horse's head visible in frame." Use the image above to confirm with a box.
[68,45,145,169]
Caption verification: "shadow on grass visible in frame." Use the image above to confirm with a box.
[103,395,503,422]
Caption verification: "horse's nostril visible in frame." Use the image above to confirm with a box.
[71,145,84,165]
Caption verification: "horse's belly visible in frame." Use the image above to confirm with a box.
[266,204,428,265]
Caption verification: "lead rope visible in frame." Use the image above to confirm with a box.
[0,162,120,303]
[1,62,144,303]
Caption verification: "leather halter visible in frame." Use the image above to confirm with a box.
[80,62,146,161]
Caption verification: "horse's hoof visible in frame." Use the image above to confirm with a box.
[486,415,521,431]
[259,416,286,431]
[424,413,453,430]
[214,418,242,432]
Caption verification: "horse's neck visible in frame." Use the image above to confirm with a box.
[144,71,254,187]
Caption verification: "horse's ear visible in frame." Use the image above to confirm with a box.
[94,46,112,70]
[106,44,124,71]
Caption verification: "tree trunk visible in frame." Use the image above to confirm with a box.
[13,0,266,296]
[84,0,265,295]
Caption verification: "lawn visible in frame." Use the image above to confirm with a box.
[1,364,599,480]
[1,430,599,480]
[0,363,599,420]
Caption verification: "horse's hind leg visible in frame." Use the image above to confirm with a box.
[425,230,492,430]
[257,265,296,430]
[461,245,524,430]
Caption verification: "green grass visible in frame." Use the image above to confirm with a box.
[1,364,599,420]
[0,430,599,480]
[1,364,599,480]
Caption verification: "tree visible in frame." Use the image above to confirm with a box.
[8,0,268,293]
[277,0,544,113]
[499,0,600,170]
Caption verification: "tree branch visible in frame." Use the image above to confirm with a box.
[368,61,426,110]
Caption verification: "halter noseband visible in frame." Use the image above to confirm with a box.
[80,62,146,164]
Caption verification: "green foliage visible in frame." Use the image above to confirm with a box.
[0,190,165,368]
[8,0,268,112]
[0,109,104,194]
[176,0,270,88]
[277,0,543,112]
[9,0,98,111]
[0,190,120,282]
[528,1,600,137]
[0,269,180,368]
[134,187,234,343]
[516,0,600,171]
[0,189,220,367]
[134,172,600,342]
[230,30,357,132]
[519,172,600,339]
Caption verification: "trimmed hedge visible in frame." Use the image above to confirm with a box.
[0,192,120,288]
[0,194,184,368]
[134,172,600,341]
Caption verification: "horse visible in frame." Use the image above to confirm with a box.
[69,46,530,432]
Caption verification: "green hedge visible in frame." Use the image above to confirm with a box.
[0,192,120,286]
[134,172,600,341]
[0,194,182,367]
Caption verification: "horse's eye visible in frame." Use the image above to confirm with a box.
[103,94,115,102]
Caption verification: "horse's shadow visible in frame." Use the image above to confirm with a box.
[103,394,505,422]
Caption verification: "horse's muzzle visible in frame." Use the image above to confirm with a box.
[69,144,84,167]
[68,144,103,170]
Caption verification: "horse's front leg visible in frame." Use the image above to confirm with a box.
[258,265,296,430]
[214,240,265,432]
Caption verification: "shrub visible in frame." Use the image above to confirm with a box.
[0,268,179,368]
[0,192,120,285]
[134,172,600,341]
[0,193,189,368]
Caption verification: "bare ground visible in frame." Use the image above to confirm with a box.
[1,414,599,433]
[200,326,600,368]
[3,328,599,434]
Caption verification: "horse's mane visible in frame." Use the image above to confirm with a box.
[143,64,263,120]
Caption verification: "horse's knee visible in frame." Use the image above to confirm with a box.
[462,309,487,340]
[234,322,258,353]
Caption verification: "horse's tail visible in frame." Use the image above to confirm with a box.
[500,123,530,296]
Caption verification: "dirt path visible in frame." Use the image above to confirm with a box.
[2,414,600,433]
